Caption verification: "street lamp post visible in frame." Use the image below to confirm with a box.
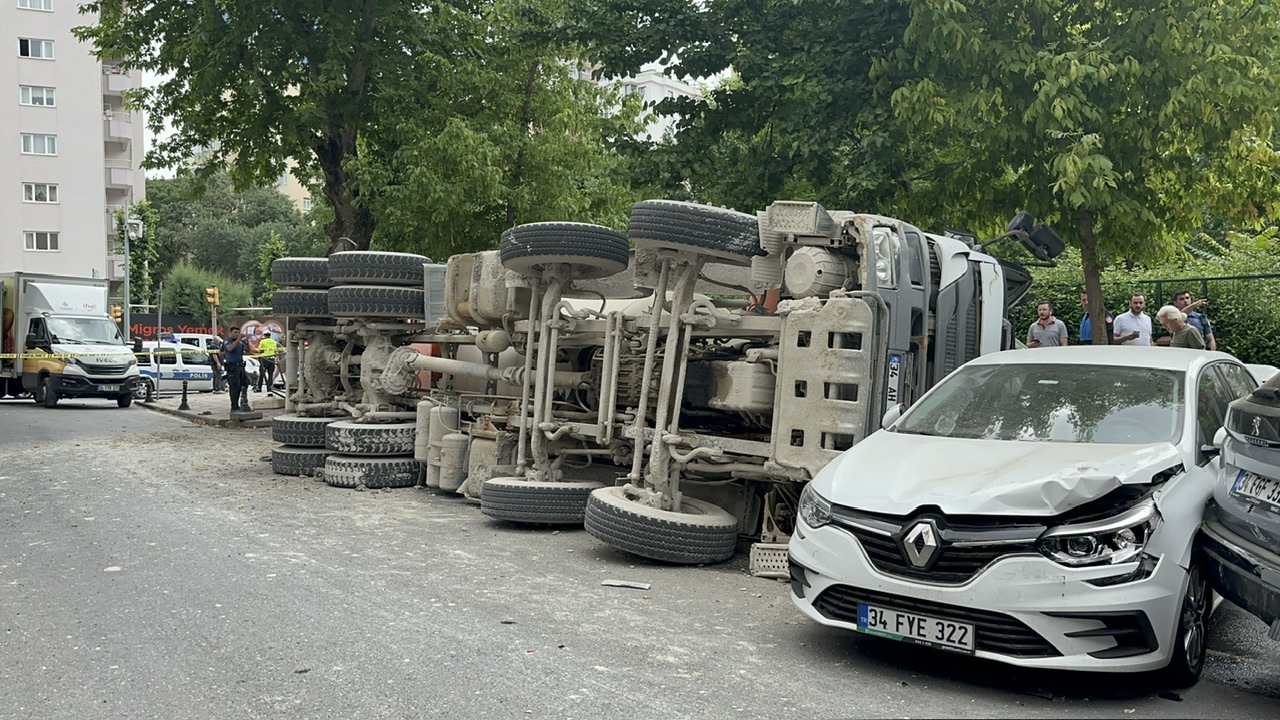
[122,210,143,341]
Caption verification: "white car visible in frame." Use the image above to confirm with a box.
[789,347,1264,687]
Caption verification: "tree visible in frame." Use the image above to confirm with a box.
[76,1,485,251]
[571,0,915,213]
[882,0,1280,342]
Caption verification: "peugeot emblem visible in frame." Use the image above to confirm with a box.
[1252,416,1263,438]
[902,520,940,569]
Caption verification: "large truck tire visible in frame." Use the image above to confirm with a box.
[327,285,425,318]
[271,257,331,288]
[325,421,416,456]
[272,289,330,317]
[273,414,342,447]
[328,251,432,286]
[584,486,739,564]
[323,455,419,489]
[628,200,763,266]
[272,446,330,477]
[499,222,630,280]
[480,477,604,525]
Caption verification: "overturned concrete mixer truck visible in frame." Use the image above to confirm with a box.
[267,200,1063,569]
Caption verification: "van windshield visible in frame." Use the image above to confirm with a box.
[48,317,124,345]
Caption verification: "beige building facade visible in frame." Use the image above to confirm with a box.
[3,0,144,281]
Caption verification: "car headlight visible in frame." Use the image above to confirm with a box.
[1037,500,1160,567]
[872,227,899,287]
[798,484,833,529]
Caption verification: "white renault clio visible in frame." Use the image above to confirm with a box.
[789,347,1263,687]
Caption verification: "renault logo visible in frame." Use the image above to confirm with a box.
[901,520,940,568]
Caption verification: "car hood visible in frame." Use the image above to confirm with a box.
[53,343,134,363]
[817,431,1183,516]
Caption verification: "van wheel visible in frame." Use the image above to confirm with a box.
[116,394,132,408]
[42,377,58,408]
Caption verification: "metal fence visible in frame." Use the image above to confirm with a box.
[1012,273,1280,367]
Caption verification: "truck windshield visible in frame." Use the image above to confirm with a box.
[894,363,1185,444]
[48,317,125,345]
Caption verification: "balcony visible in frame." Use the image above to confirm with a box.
[102,67,132,97]
[103,113,133,145]
[104,160,134,190]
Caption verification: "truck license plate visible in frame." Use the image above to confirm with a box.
[886,352,902,403]
[1233,470,1280,509]
[857,603,975,654]
[97,384,119,392]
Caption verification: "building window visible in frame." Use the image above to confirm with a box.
[20,85,56,106]
[18,0,55,10]
[18,38,55,59]
[21,133,57,155]
[24,231,60,251]
[23,183,58,203]
[302,198,312,211]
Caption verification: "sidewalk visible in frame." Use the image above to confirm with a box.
[139,385,288,428]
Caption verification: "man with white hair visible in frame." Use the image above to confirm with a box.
[1156,305,1205,349]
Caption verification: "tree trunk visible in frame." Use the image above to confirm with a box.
[1077,209,1108,344]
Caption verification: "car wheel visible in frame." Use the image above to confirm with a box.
[1161,562,1211,688]
[498,222,630,280]
[116,394,132,408]
[42,376,58,408]
[480,477,604,525]
[583,486,739,564]
[133,378,155,400]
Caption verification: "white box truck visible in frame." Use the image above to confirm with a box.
[1,272,140,407]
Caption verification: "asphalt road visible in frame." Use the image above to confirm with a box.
[1,399,1278,719]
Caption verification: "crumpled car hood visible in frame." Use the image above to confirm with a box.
[817,431,1183,516]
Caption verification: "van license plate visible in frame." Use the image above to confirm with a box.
[97,384,119,392]
[857,603,975,654]
[1233,470,1280,508]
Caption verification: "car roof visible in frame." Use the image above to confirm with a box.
[966,346,1237,373]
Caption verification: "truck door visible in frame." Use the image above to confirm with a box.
[22,317,57,390]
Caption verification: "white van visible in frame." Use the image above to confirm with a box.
[134,340,217,398]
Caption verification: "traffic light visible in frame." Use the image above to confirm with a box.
[110,305,122,322]
[205,286,220,305]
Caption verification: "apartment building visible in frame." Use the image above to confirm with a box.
[3,0,144,281]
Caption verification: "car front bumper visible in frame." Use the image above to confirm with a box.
[788,520,1187,673]
[1199,511,1280,628]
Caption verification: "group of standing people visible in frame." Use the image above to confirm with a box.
[1027,289,1217,350]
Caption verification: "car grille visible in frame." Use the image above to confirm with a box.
[82,363,129,375]
[814,585,1061,658]
[831,507,1041,584]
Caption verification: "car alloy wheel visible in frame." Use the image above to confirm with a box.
[1180,564,1208,671]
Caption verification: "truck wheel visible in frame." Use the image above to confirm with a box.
[328,251,433,286]
[325,421,416,456]
[272,446,330,477]
[272,414,342,448]
[116,394,132,408]
[327,285,425,318]
[323,455,420,489]
[628,200,763,266]
[584,486,739,564]
[499,222,630,280]
[1160,562,1212,688]
[271,257,332,288]
[272,288,330,317]
[42,377,58,408]
[480,477,604,525]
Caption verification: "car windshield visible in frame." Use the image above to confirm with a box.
[48,316,124,345]
[895,363,1185,444]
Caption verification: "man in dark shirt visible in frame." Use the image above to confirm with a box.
[220,326,249,412]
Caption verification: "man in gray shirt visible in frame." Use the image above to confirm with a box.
[1027,301,1068,348]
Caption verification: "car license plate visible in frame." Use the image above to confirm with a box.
[857,603,975,654]
[97,384,119,392]
[1232,470,1280,508]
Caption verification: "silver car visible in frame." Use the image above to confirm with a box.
[1200,371,1280,640]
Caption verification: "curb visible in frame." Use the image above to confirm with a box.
[140,401,272,429]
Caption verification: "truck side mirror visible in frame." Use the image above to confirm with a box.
[25,333,45,350]
[881,403,905,429]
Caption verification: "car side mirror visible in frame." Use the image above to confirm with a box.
[1212,426,1228,451]
[881,403,905,429]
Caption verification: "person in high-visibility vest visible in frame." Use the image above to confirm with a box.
[256,331,279,393]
